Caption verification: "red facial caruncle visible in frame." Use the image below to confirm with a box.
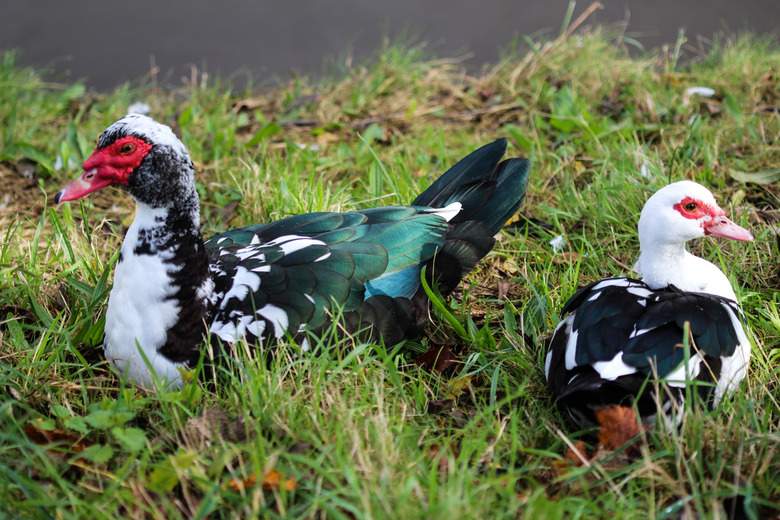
[55,136,152,203]
[673,196,753,242]
[672,196,724,221]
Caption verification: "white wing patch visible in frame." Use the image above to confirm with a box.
[220,266,261,309]
[562,316,579,370]
[425,202,462,222]
[257,304,289,338]
[592,352,637,380]
[544,350,553,379]
[246,319,266,338]
[664,354,703,388]
[587,291,602,302]
[592,279,632,291]
[626,287,653,299]
[233,247,265,261]
[714,303,751,404]
[266,235,327,255]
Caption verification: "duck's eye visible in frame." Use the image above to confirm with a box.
[118,142,136,155]
[684,202,697,212]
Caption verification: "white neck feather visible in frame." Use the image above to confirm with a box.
[103,203,185,388]
[636,237,736,300]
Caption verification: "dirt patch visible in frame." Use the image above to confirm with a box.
[0,162,45,227]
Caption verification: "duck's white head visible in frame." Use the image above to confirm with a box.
[638,181,753,248]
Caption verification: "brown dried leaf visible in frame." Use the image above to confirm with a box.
[553,440,589,475]
[414,345,458,373]
[233,97,265,112]
[595,405,641,451]
[182,406,248,449]
[564,440,589,466]
[23,422,88,453]
[426,444,450,475]
[497,280,511,300]
[551,252,581,265]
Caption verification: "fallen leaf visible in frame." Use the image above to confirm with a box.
[497,280,511,300]
[414,345,458,373]
[227,474,256,492]
[426,444,451,475]
[232,97,265,112]
[564,440,589,466]
[228,470,297,492]
[553,440,589,475]
[729,168,780,185]
[594,405,641,451]
[182,406,248,448]
[23,421,87,453]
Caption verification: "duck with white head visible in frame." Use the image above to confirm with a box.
[545,180,753,427]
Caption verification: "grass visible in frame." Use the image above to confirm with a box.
[1,26,779,518]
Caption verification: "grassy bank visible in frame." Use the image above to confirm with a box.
[0,27,778,518]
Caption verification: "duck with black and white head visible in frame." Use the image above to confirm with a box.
[56,114,532,389]
[56,115,210,387]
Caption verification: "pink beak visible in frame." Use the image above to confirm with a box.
[54,168,112,204]
[705,216,754,241]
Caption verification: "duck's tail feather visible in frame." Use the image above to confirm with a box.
[413,139,530,235]
[414,139,530,295]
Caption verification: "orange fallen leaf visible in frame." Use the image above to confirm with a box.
[227,474,256,492]
[564,440,589,466]
[594,405,641,451]
[227,469,297,492]
[263,469,298,492]
[553,440,589,475]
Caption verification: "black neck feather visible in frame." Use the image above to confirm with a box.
[131,198,210,367]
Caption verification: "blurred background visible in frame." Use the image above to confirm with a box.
[1,0,778,89]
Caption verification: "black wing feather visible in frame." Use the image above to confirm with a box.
[545,277,746,425]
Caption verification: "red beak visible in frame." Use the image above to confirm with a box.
[704,216,754,241]
[53,167,114,204]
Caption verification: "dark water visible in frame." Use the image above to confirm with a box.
[1,0,778,90]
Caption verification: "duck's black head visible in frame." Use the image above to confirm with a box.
[55,114,197,212]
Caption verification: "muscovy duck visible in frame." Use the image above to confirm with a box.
[544,181,754,426]
[55,114,530,388]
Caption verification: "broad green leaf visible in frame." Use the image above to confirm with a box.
[112,427,147,452]
[729,168,780,185]
[64,416,90,435]
[148,459,179,493]
[81,444,114,464]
